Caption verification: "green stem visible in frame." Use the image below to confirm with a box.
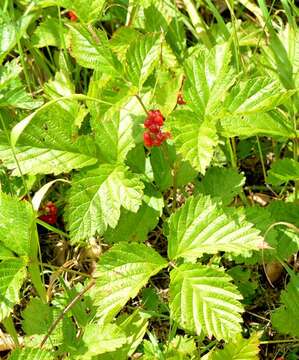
[135,94,148,115]
[256,136,267,183]
[36,219,70,238]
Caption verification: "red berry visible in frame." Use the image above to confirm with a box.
[177,93,186,105]
[39,201,58,224]
[143,132,154,147]
[67,11,78,21]
[147,110,164,126]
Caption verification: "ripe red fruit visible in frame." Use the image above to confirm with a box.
[39,201,58,225]
[67,11,78,21]
[143,132,154,147]
[177,93,186,105]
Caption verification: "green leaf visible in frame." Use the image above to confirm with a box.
[21,298,52,335]
[58,0,106,23]
[91,111,135,163]
[0,192,35,257]
[73,323,127,359]
[68,23,120,72]
[32,17,66,48]
[92,242,167,323]
[0,105,98,175]
[169,264,243,341]
[8,348,54,360]
[164,335,197,359]
[267,158,299,185]
[272,273,299,337]
[98,311,149,360]
[0,258,27,321]
[104,184,164,243]
[0,59,42,110]
[219,110,295,138]
[125,33,162,89]
[196,167,245,205]
[167,110,218,174]
[207,333,260,359]
[184,43,235,118]
[0,12,34,62]
[167,194,265,261]
[110,27,142,63]
[224,77,293,115]
[66,164,144,243]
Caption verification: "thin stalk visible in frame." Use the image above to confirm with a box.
[36,219,70,238]
[135,94,148,115]
[256,136,267,184]
[40,280,95,348]
[260,339,299,345]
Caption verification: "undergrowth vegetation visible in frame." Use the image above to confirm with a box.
[0,0,299,359]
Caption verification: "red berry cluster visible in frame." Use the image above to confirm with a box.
[143,110,170,147]
[67,11,78,21]
[39,201,58,225]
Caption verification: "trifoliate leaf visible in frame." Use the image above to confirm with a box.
[272,273,299,337]
[92,242,167,323]
[169,264,243,341]
[167,194,265,261]
[66,164,144,243]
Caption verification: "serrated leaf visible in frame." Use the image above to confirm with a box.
[72,322,126,359]
[220,110,295,138]
[126,33,161,89]
[69,23,120,72]
[91,111,135,163]
[272,273,299,337]
[59,0,106,23]
[167,194,264,261]
[8,348,54,360]
[32,17,66,48]
[104,184,163,243]
[207,333,260,360]
[0,59,42,110]
[92,243,167,323]
[0,192,35,257]
[184,43,235,118]
[0,258,27,321]
[267,158,299,185]
[66,164,144,243]
[110,27,142,63]
[196,167,245,205]
[98,311,149,360]
[169,264,243,341]
[225,77,293,115]
[21,298,53,335]
[167,110,218,174]
[0,105,98,175]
